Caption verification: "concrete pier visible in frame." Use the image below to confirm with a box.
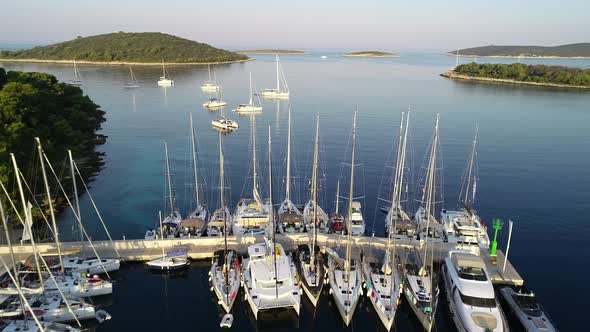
[0,233,523,286]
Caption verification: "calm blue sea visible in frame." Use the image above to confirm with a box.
[2,52,589,331]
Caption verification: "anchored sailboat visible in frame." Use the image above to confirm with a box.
[233,116,271,235]
[233,72,263,113]
[201,64,220,92]
[303,116,329,234]
[203,85,228,109]
[181,113,208,237]
[146,211,190,270]
[295,115,325,306]
[207,132,233,237]
[278,105,303,233]
[441,125,490,249]
[327,111,362,326]
[242,126,300,319]
[261,54,290,99]
[66,59,83,86]
[124,66,139,88]
[157,61,174,86]
[403,114,441,332]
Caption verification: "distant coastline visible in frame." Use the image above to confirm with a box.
[441,70,590,90]
[343,51,399,58]
[237,50,307,55]
[445,53,590,59]
[0,58,254,66]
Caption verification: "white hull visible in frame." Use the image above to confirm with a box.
[210,251,241,313]
[260,90,289,99]
[242,241,301,319]
[62,257,120,275]
[203,101,227,108]
[302,200,330,233]
[233,105,263,113]
[441,209,490,249]
[362,260,402,331]
[146,256,189,271]
[0,295,95,323]
[2,320,80,332]
[327,254,361,326]
[211,118,239,131]
[158,78,174,86]
[232,199,271,235]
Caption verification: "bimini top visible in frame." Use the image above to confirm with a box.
[351,201,362,209]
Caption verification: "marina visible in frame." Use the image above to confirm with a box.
[1,52,588,330]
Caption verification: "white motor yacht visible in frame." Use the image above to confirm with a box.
[60,256,121,275]
[348,201,365,236]
[499,287,557,332]
[443,251,509,332]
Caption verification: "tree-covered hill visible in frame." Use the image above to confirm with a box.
[0,32,249,63]
[449,43,590,58]
[0,67,106,224]
[452,62,590,87]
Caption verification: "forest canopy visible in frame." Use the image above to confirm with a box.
[0,67,106,224]
[0,32,249,63]
[453,62,590,87]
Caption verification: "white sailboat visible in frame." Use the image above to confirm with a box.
[146,212,190,271]
[0,294,96,323]
[233,72,263,113]
[385,111,416,239]
[441,126,490,249]
[66,59,83,86]
[201,64,220,91]
[327,111,362,326]
[181,113,208,237]
[303,116,329,234]
[203,85,228,109]
[242,126,300,319]
[261,54,290,99]
[145,142,182,240]
[233,116,272,235]
[157,62,174,86]
[207,133,232,237]
[124,66,139,88]
[278,105,303,233]
[296,116,325,306]
[403,114,441,332]
[209,132,240,313]
[363,113,408,331]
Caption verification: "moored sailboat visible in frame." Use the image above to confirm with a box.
[201,64,220,92]
[157,62,174,86]
[241,126,300,319]
[441,126,490,249]
[278,105,303,233]
[295,116,325,306]
[403,114,441,332]
[66,59,83,86]
[203,86,227,109]
[124,66,139,88]
[327,111,362,326]
[233,72,263,113]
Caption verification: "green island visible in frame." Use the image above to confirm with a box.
[448,43,590,58]
[343,51,399,58]
[0,67,106,224]
[442,62,590,89]
[0,32,250,65]
[237,50,307,55]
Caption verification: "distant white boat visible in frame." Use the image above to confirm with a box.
[211,116,239,131]
[261,54,290,99]
[233,72,263,113]
[321,55,327,59]
[203,86,227,109]
[124,66,139,88]
[157,62,174,86]
[66,59,83,86]
[201,64,219,92]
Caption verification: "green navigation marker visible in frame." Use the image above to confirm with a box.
[490,219,504,256]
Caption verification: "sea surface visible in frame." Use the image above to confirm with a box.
[2,52,589,331]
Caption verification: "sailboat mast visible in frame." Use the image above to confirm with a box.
[421,114,439,274]
[220,131,229,302]
[190,114,201,207]
[398,111,411,211]
[249,72,253,106]
[386,112,405,273]
[345,111,357,281]
[463,125,478,209]
[208,64,212,82]
[36,138,63,272]
[252,116,258,202]
[10,154,44,286]
[335,180,340,214]
[73,59,78,80]
[158,211,164,257]
[164,142,174,215]
[311,115,320,267]
[0,189,20,290]
[68,150,83,243]
[286,104,292,201]
[275,54,280,92]
[162,62,165,78]
[268,125,279,300]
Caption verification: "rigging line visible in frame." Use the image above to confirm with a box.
[42,152,111,278]
[72,160,121,259]
[16,169,56,240]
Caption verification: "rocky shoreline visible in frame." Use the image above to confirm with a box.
[0,58,254,66]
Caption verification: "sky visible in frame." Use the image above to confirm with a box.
[1,0,588,51]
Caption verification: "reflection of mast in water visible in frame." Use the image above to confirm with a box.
[163,86,169,108]
[132,91,137,113]
[275,99,280,130]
